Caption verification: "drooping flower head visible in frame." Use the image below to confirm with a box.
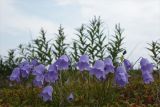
[10,67,20,82]
[123,59,132,71]
[104,57,114,74]
[33,74,45,88]
[20,64,32,78]
[67,92,74,102]
[140,58,154,73]
[142,71,154,84]
[56,55,69,71]
[77,55,90,71]
[32,64,46,76]
[90,60,105,80]
[115,65,128,87]
[40,85,53,102]
[140,58,154,84]
[18,61,30,78]
[45,63,58,83]
[48,62,58,72]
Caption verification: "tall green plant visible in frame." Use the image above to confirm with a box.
[72,17,107,64]
[0,50,22,78]
[33,28,53,65]
[86,17,107,63]
[71,25,88,62]
[147,40,160,70]
[53,25,68,60]
[71,41,79,63]
[17,43,36,61]
[107,24,124,65]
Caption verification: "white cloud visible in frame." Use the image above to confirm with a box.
[0,0,75,55]
[0,0,59,39]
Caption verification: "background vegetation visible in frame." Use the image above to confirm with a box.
[0,17,160,106]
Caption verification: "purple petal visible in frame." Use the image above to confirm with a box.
[40,85,53,102]
[104,58,114,74]
[123,59,132,71]
[79,55,89,63]
[115,65,128,87]
[56,55,69,70]
[33,74,44,87]
[32,64,45,75]
[90,60,105,80]
[10,67,20,82]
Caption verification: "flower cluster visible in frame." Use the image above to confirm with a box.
[9,55,154,102]
[9,55,70,102]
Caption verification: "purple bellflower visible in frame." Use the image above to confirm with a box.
[67,92,74,102]
[77,55,90,72]
[10,67,20,82]
[115,65,129,87]
[140,58,154,73]
[45,63,58,83]
[33,74,45,88]
[32,64,46,76]
[56,55,69,70]
[104,58,115,74]
[142,71,154,84]
[20,64,32,78]
[123,59,132,71]
[140,58,154,84]
[40,85,53,102]
[90,60,106,80]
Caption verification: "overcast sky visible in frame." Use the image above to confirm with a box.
[0,0,160,66]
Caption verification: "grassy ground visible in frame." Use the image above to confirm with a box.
[0,70,160,107]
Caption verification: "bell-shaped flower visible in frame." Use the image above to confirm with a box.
[104,58,114,74]
[90,60,106,80]
[32,64,46,76]
[67,92,74,102]
[77,55,90,72]
[115,65,128,87]
[10,67,20,82]
[40,85,53,102]
[142,71,154,84]
[44,71,58,83]
[56,55,69,70]
[123,59,132,71]
[140,58,154,73]
[33,74,44,88]
[48,62,57,72]
[20,64,32,78]
[45,63,58,83]
[140,58,154,84]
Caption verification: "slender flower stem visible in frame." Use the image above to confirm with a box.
[59,71,63,106]
[132,57,142,68]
